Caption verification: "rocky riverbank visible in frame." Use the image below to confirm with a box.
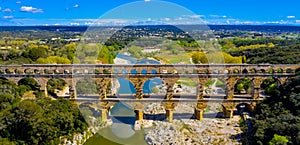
[143,117,242,145]
[135,102,242,145]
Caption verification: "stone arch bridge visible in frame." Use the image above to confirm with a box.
[0,64,299,122]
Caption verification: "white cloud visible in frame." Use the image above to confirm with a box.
[287,16,295,19]
[175,17,183,21]
[160,17,171,21]
[208,15,227,19]
[3,16,14,19]
[144,0,151,2]
[20,6,44,13]
[3,8,13,13]
[189,15,205,19]
[73,4,79,8]
[296,20,300,23]
[16,1,22,4]
[70,22,80,26]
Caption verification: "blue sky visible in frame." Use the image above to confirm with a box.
[0,0,300,26]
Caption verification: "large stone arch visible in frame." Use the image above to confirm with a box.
[142,77,166,99]
[235,102,256,114]
[46,78,68,97]
[234,77,254,96]
[260,77,282,95]
[75,77,99,95]
[173,77,197,96]
[17,77,41,91]
[202,77,226,97]
[117,78,138,98]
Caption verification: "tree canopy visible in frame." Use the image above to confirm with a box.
[250,75,300,144]
[0,78,88,144]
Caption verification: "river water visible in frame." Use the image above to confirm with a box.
[84,54,161,145]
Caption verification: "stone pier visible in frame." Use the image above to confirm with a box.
[194,102,207,120]
[165,109,174,122]
[194,108,204,120]
[135,109,143,121]
[99,109,108,121]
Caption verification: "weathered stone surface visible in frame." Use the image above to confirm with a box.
[144,117,242,145]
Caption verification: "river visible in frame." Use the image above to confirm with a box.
[84,54,160,145]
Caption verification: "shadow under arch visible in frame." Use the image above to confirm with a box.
[236,103,253,114]
[18,77,40,91]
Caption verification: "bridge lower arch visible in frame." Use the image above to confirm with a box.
[260,77,282,96]
[116,78,136,98]
[174,78,197,97]
[234,78,254,97]
[236,102,255,114]
[203,78,226,96]
[47,78,68,97]
[76,78,99,95]
[18,78,40,90]
[142,77,166,99]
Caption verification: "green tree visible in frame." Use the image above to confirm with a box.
[57,43,76,62]
[0,94,19,110]
[36,56,71,64]
[269,134,288,145]
[250,75,300,144]
[23,44,48,61]
[98,46,115,64]
[0,138,16,145]
[191,52,208,64]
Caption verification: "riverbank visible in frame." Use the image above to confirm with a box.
[137,102,242,144]
[143,117,242,145]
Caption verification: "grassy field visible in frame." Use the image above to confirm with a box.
[155,50,192,64]
[176,78,197,87]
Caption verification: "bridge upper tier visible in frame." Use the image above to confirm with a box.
[0,64,298,77]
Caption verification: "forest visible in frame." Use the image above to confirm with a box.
[0,78,88,144]
[248,71,300,144]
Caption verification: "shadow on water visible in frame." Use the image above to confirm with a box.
[84,127,147,145]
[84,102,147,145]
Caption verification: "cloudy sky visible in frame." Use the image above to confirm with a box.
[0,0,300,26]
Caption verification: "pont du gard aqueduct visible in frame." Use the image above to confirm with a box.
[0,64,299,122]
